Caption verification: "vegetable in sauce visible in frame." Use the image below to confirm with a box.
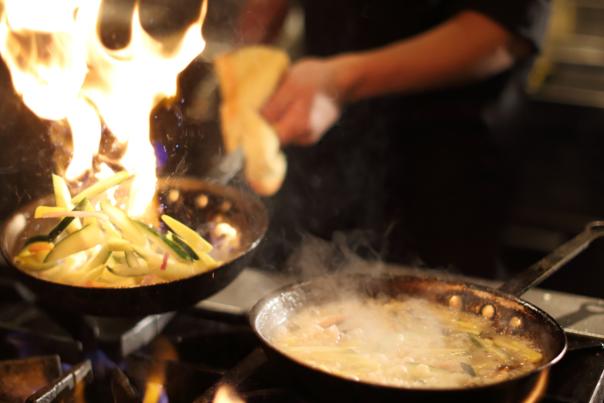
[270,296,543,389]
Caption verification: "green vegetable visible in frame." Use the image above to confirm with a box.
[15,172,220,288]
[135,221,196,261]
[45,198,89,241]
[82,245,112,271]
[167,232,199,260]
[44,224,104,263]
[161,214,212,254]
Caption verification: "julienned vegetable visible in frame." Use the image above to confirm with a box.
[270,297,544,389]
[13,172,219,288]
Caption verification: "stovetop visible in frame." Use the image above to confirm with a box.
[0,268,602,403]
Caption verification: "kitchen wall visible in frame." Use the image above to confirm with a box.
[500,0,604,297]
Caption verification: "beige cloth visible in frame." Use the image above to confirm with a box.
[215,46,289,196]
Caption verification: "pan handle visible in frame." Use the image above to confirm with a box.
[498,221,604,297]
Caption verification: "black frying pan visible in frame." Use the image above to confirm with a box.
[0,177,268,317]
[250,222,604,403]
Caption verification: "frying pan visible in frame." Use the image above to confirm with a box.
[0,177,268,317]
[250,221,604,403]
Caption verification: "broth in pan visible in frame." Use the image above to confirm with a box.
[269,296,543,389]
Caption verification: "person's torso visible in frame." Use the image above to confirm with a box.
[299,0,532,127]
[300,0,452,55]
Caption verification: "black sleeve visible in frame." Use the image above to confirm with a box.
[448,0,551,52]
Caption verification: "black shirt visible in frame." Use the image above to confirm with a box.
[301,0,549,55]
[267,1,551,274]
[299,0,550,124]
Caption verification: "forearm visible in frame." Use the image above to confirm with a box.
[330,11,529,103]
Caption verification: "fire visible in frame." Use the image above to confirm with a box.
[0,0,207,216]
[142,337,178,403]
[213,385,244,403]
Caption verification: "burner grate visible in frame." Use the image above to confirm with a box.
[0,269,602,402]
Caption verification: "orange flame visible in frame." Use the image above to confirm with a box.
[213,385,245,403]
[0,0,207,216]
[142,337,179,403]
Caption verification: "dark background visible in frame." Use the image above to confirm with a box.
[0,0,603,299]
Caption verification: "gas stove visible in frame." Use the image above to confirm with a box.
[0,268,602,403]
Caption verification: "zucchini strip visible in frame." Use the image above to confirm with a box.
[44,224,104,263]
[161,214,212,254]
[72,171,132,204]
[135,221,195,261]
[16,171,222,287]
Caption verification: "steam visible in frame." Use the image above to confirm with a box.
[283,230,386,278]
[267,232,454,365]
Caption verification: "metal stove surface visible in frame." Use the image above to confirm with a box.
[0,268,601,402]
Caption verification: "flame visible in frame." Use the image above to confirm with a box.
[213,385,245,403]
[522,369,549,403]
[142,337,179,403]
[0,0,207,216]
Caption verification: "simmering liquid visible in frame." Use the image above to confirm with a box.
[269,297,543,388]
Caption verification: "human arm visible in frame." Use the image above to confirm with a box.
[331,11,530,102]
[263,11,532,145]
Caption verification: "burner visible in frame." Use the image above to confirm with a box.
[0,268,602,402]
[86,314,175,358]
[545,336,604,403]
[0,356,62,402]
[27,360,93,403]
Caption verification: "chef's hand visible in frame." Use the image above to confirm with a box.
[262,58,343,146]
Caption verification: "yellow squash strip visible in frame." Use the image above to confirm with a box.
[161,214,212,254]
[35,206,68,218]
[72,171,132,204]
[51,174,82,233]
[100,201,147,246]
[132,247,202,279]
[14,255,55,271]
[97,268,138,287]
[107,238,134,251]
[15,171,223,288]
[99,219,122,239]
[82,199,98,227]
[196,251,219,269]
[52,174,73,209]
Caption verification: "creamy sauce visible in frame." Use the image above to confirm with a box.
[269,297,543,388]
